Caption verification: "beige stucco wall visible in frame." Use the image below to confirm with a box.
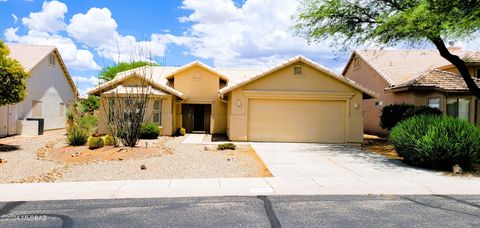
[97,94,174,136]
[227,61,365,143]
[344,57,394,134]
[345,58,480,135]
[14,54,77,132]
[172,65,227,134]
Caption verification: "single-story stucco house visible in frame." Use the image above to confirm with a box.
[88,56,376,144]
[0,43,78,137]
[343,49,480,134]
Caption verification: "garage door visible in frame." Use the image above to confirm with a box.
[248,99,346,143]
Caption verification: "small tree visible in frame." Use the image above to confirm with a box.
[102,71,152,147]
[79,95,100,114]
[0,40,29,106]
[99,61,159,81]
[294,0,480,99]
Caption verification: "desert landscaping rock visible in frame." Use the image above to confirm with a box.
[1,133,271,183]
[57,136,271,182]
[0,130,66,183]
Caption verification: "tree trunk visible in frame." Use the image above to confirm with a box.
[430,36,480,100]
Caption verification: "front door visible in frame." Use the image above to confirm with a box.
[182,104,211,133]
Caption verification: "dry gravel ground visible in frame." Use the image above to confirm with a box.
[0,130,66,183]
[58,136,271,182]
[0,133,271,183]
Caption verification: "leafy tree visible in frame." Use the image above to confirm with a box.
[294,0,480,99]
[99,61,159,81]
[79,95,100,113]
[0,40,29,105]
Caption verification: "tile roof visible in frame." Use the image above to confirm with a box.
[462,52,480,63]
[6,43,79,97]
[88,64,263,98]
[346,49,480,86]
[6,43,56,71]
[219,56,377,98]
[391,69,480,92]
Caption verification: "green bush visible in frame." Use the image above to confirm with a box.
[380,103,442,130]
[390,115,480,170]
[175,127,186,136]
[67,126,89,146]
[103,134,118,146]
[78,114,98,135]
[140,123,161,139]
[87,136,104,149]
[218,143,236,150]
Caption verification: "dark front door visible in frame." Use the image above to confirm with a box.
[182,104,211,133]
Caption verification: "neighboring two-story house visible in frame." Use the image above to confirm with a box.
[0,44,78,137]
[343,49,480,134]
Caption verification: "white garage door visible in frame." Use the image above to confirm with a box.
[248,99,346,143]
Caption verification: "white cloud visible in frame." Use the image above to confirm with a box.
[72,76,101,98]
[11,14,18,23]
[67,7,117,47]
[177,0,337,68]
[3,0,99,71]
[66,7,183,63]
[22,0,67,33]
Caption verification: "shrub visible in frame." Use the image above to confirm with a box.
[66,126,89,146]
[87,136,104,149]
[79,95,100,113]
[389,115,480,170]
[140,123,161,139]
[175,127,186,136]
[218,143,236,150]
[78,114,98,135]
[103,134,118,146]
[380,103,442,130]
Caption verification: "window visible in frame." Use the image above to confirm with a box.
[32,100,42,117]
[293,66,303,76]
[59,102,65,116]
[153,99,162,125]
[476,68,480,78]
[375,101,383,106]
[447,98,470,121]
[353,57,360,69]
[49,53,56,65]
[427,98,440,109]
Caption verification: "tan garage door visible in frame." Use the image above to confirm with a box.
[248,99,346,143]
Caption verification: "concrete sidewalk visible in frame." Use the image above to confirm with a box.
[1,176,480,202]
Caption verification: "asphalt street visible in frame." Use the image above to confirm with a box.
[0,195,479,227]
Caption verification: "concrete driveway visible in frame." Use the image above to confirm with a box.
[251,143,480,194]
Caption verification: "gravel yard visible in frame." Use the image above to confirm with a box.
[0,130,66,183]
[0,133,271,183]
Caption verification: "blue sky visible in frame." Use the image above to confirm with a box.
[0,0,359,96]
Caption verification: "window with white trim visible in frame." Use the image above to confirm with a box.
[153,99,162,125]
[49,53,56,65]
[427,97,440,109]
[293,66,303,76]
[353,57,360,69]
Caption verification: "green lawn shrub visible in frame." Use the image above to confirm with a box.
[67,126,89,146]
[87,136,104,149]
[140,123,161,139]
[389,115,480,170]
[218,143,236,150]
[380,103,442,130]
[103,134,118,146]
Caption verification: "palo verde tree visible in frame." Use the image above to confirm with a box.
[294,0,480,99]
[0,40,29,106]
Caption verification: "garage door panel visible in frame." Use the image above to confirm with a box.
[248,99,345,143]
